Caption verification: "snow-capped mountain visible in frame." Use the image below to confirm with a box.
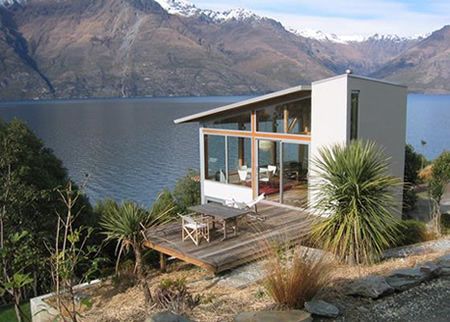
[155,0,262,22]
[290,28,426,44]
[289,28,348,43]
[156,0,427,43]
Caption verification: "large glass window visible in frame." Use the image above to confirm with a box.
[282,143,309,207]
[350,90,359,140]
[204,112,251,131]
[257,99,311,134]
[258,140,280,202]
[256,105,284,133]
[228,137,252,186]
[286,100,311,134]
[205,135,226,182]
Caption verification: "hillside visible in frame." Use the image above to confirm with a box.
[372,25,450,93]
[0,0,334,99]
[0,0,448,100]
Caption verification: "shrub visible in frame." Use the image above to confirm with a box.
[395,220,429,247]
[99,199,173,304]
[262,244,332,309]
[310,140,401,265]
[173,169,201,212]
[403,185,418,213]
[151,188,179,217]
[442,213,450,235]
[404,144,426,185]
[151,278,200,314]
[429,151,450,203]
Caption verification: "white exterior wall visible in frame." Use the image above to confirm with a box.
[204,180,253,203]
[310,74,407,215]
[347,76,406,181]
[309,75,349,209]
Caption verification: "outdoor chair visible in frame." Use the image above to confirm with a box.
[180,213,210,246]
[267,165,277,176]
[238,169,248,182]
[225,193,266,221]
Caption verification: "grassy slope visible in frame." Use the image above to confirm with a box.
[0,303,31,322]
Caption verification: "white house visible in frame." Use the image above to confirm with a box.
[174,73,407,212]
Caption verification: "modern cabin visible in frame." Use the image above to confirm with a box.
[174,73,407,213]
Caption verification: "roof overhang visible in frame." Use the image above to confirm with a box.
[174,85,311,124]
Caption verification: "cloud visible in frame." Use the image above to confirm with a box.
[190,0,450,36]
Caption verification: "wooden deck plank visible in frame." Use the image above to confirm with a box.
[143,205,314,273]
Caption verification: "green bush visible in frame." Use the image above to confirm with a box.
[395,220,430,247]
[173,169,201,212]
[151,188,179,217]
[442,213,450,235]
[429,151,450,203]
[403,145,427,212]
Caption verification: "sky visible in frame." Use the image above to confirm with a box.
[190,0,450,37]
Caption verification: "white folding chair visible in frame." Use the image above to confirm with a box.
[180,214,210,246]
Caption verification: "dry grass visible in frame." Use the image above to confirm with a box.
[66,248,448,322]
[419,164,433,181]
[261,242,334,309]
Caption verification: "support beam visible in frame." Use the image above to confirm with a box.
[251,111,257,198]
[160,253,167,272]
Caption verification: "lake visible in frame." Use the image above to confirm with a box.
[0,94,449,205]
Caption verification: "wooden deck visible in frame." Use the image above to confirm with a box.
[143,203,314,273]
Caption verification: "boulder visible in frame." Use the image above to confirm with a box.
[441,267,450,276]
[437,255,450,276]
[386,267,429,291]
[235,310,312,322]
[346,276,394,298]
[146,311,193,322]
[436,254,450,268]
[304,300,339,318]
[419,261,442,277]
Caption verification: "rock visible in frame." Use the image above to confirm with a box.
[235,310,312,322]
[436,254,450,268]
[346,276,394,298]
[419,261,442,277]
[386,267,429,291]
[437,256,450,276]
[146,311,193,322]
[304,300,339,318]
[441,267,450,276]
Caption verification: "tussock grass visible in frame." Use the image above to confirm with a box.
[261,241,333,309]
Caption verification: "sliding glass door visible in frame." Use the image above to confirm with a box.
[282,142,309,207]
[257,139,309,207]
[258,140,280,203]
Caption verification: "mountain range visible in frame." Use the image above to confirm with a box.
[0,0,449,100]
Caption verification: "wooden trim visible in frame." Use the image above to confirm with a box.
[254,132,311,142]
[202,128,310,142]
[202,128,252,137]
[143,240,217,272]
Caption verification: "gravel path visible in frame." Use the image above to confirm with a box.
[333,277,450,322]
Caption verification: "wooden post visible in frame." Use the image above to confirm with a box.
[238,137,244,167]
[160,253,167,272]
[283,106,289,133]
[204,135,208,178]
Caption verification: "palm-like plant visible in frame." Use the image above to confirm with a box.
[310,140,401,265]
[99,197,173,301]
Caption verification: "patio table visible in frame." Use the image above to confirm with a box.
[188,203,252,240]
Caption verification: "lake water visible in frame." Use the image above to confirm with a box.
[0,94,449,205]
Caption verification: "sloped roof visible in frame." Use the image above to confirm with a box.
[174,85,311,124]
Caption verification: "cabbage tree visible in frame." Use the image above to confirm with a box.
[310,140,401,265]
